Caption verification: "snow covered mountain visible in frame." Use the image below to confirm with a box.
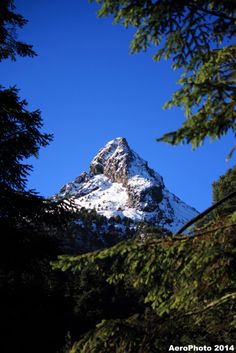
[57,137,198,232]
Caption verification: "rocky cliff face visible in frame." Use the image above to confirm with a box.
[57,137,198,232]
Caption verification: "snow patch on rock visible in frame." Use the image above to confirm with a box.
[57,137,198,232]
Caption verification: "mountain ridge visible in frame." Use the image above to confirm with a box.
[57,137,198,232]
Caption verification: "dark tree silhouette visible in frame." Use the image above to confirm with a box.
[0,2,76,353]
[0,0,36,61]
[0,86,52,190]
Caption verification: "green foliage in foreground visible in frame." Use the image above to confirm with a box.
[213,165,236,215]
[195,166,236,228]
[53,215,236,353]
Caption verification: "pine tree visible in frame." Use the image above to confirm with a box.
[0,86,52,190]
[0,0,36,61]
[0,2,75,352]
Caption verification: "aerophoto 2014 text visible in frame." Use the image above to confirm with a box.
[169,345,235,352]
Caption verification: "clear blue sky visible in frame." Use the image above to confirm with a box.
[1,0,235,211]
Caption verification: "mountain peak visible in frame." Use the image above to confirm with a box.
[57,138,198,231]
[89,137,163,186]
[107,136,129,146]
[90,137,130,179]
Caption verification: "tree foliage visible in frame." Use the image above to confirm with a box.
[0,2,76,352]
[53,214,236,352]
[212,165,236,215]
[0,187,76,353]
[0,86,52,190]
[0,0,36,61]
[90,0,236,154]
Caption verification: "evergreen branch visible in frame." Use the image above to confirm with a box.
[0,129,29,145]
[187,2,236,22]
[174,224,236,240]
[183,292,236,317]
[174,191,236,236]
[226,144,236,161]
